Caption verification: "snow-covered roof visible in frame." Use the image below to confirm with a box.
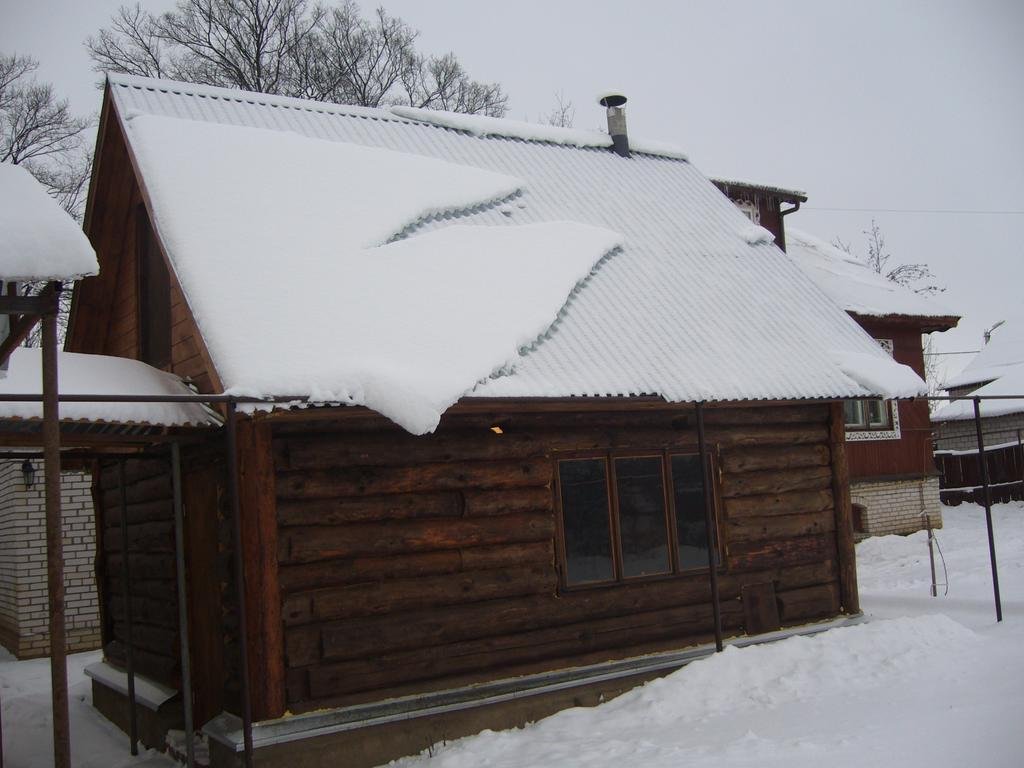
[0,163,98,282]
[0,347,220,427]
[786,229,957,321]
[711,177,807,200]
[934,316,1024,422]
[104,74,926,434]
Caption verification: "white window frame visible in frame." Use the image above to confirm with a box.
[845,338,902,442]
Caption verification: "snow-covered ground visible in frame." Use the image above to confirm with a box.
[1,502,1021,767]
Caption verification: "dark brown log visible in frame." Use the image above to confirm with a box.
[313,571,749,663]
[183,458,227,728]
[723,489,833,520]
[280,512,555,563]
[829,403,860,614]
[306,601,745,699]
[99,458,170,488]
[702,404,828,426]
[276,491,462,527]
[105,641,178,687]
[721,465,834,498]
[276,429,550,470]
[100,498,173,528]
[775,560,838,591]
[726,534,837,572]
[276,459,552,499]
[723,510,836,544]
[102,520,175,553]
[463,487,553,517]
[720,444,831,474]
[111,620,178,657]
[237,417,286,720]
[284,565,557,625]
[741,583,781,635]
[278,541,553,593]
[108,594,178,629]
[776,582,840,622]
[280,550,463,593]
[100,471,172,508]
[106,553,176,581]
[706,424,828,448]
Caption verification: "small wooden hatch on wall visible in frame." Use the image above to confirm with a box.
[742,582,781,635]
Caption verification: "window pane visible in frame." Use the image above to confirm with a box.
[671,455,711,570]
[844,400,865,428]
[558,459,614,584]
[614,457,670,577]
[868,399,889,427]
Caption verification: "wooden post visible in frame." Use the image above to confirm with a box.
[236,416,286,720]
[42,302,70,767]
[829,402,860,614]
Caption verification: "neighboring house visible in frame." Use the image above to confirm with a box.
[68,75,927,767]
[933,317,1024,503]
[713,180,959,538]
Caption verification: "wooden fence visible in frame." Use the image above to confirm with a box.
[934,437,1024,506]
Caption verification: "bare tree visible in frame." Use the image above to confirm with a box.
[88,1,508,116]
[862,219,943,296]
[544,90,575,128]
[1,55,90,169]
[834,219,943,296]
[1,53,92,343]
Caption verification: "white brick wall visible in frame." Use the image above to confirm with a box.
[0,461,101,658]
[851,476,942,540]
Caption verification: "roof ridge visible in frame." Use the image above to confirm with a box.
[107,73,690,161]
[107,72,403,123]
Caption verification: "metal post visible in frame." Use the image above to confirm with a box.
[118,461,138,755]
[696,402,723,652]
[171,443,196,768]
[924,514,937,598]
[42,305,70,768]
[1017,429,1023,502]
[226,402,254,766]
[973,398,1003,622]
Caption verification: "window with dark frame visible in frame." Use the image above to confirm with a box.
[556,451,717,588]
[136,208,171,369]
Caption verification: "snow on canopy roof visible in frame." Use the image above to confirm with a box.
[0,163,98,282]
[786,229,957,320]
[107,74,925,430]
[934,316,1024,422]
[0,347,219,427]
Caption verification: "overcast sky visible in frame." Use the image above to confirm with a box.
[2,0,1021,382]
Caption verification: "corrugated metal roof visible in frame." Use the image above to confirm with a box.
[108,74,921,406]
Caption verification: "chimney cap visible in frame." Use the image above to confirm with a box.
[598,92,627,108]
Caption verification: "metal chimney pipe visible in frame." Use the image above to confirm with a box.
[599,93,630,158]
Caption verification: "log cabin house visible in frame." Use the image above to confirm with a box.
[68,75,929,767]
[713,180,960,538]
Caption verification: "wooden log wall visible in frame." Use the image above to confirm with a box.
[271,402,846,712]
[95,458,180,687]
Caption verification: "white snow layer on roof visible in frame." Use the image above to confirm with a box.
[124,113,621,434]
[934,315,1024,421]
[389,105,690,160]
[0,163,98,282]
[109,75,926,421]
[0,347,219,426]
[786,228,955,319]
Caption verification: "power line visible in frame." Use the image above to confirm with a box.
[805,206,1024,215]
